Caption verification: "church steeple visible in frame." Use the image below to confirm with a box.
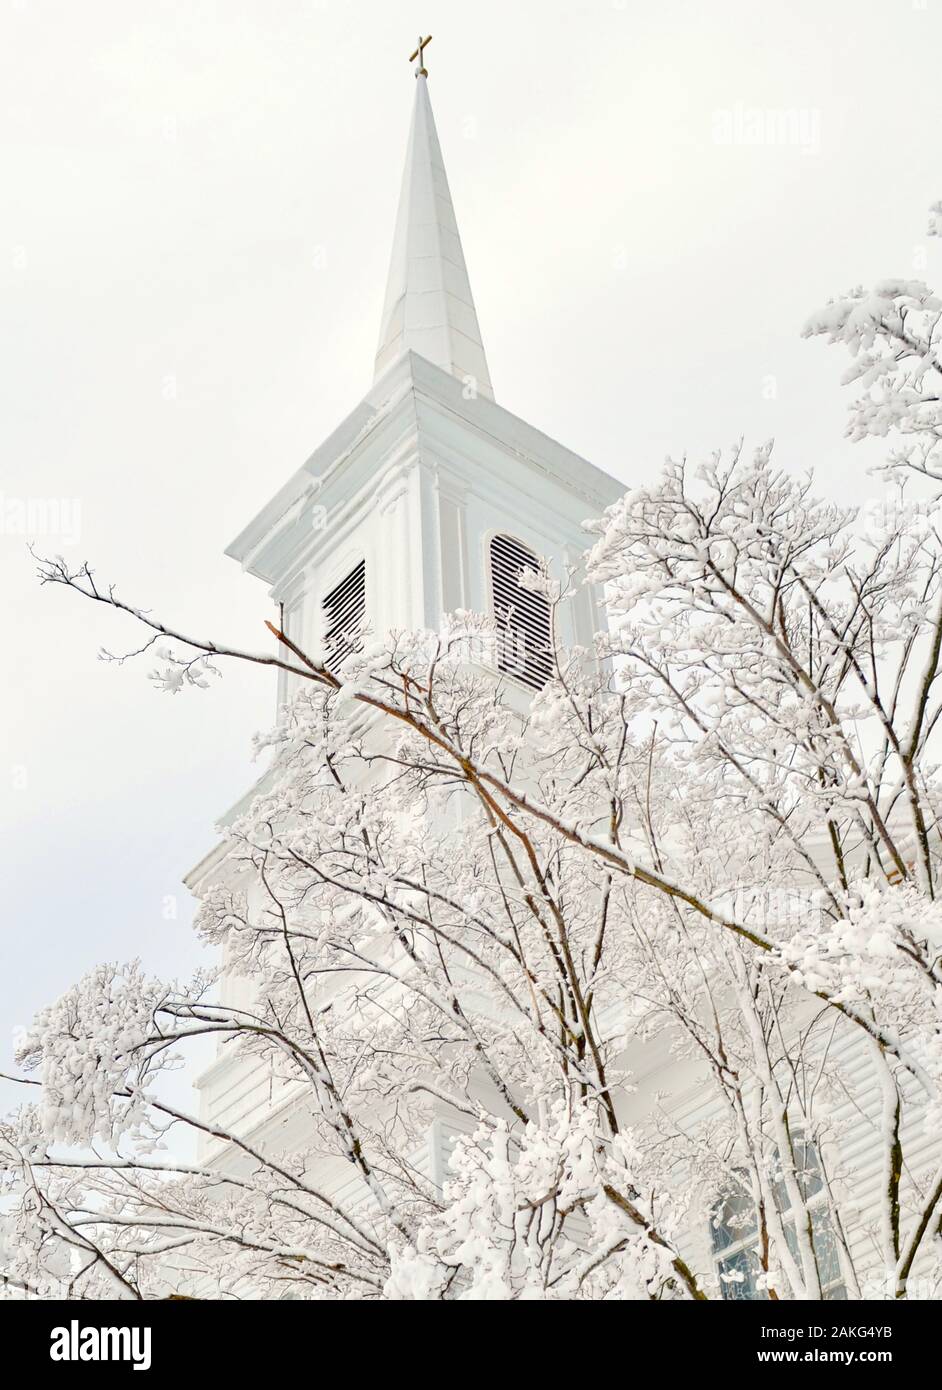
[374,60,494,401]
[226,40,623,664]
[199,38,626,1152]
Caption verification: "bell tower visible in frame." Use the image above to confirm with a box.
[189,48,626,1158]
[224,59,623,703]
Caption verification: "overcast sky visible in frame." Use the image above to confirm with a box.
[2,0,940,1117]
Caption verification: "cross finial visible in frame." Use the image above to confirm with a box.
[409,34,432,78]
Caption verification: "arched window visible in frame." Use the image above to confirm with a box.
[323,559,366,673]
[489,534,552,690]
[710,1141,845,1300]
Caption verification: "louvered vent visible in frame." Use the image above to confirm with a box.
[489,534,552,690]
[323,560,366,673]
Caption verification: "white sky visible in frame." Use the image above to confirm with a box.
[2,0,940,1113]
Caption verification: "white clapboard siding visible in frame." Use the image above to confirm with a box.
[203,1055,271,1134]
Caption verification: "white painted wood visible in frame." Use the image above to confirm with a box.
[374,75,493,399]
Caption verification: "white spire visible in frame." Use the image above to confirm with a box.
[374,73,494,401]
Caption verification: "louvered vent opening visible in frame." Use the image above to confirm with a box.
[323,559,366,673]
[490,534,553,690]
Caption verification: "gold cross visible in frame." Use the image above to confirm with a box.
[409,34,432,78]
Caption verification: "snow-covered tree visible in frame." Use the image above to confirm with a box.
[4,215,942,1301]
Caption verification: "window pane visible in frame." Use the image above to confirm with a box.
[796,1139,824,1200]
[783,1214,845,1297]
[772,1138,824,1211]
[711,1188,758,1253]
[718,1247,766,1301]
[811,1209,842,1289]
